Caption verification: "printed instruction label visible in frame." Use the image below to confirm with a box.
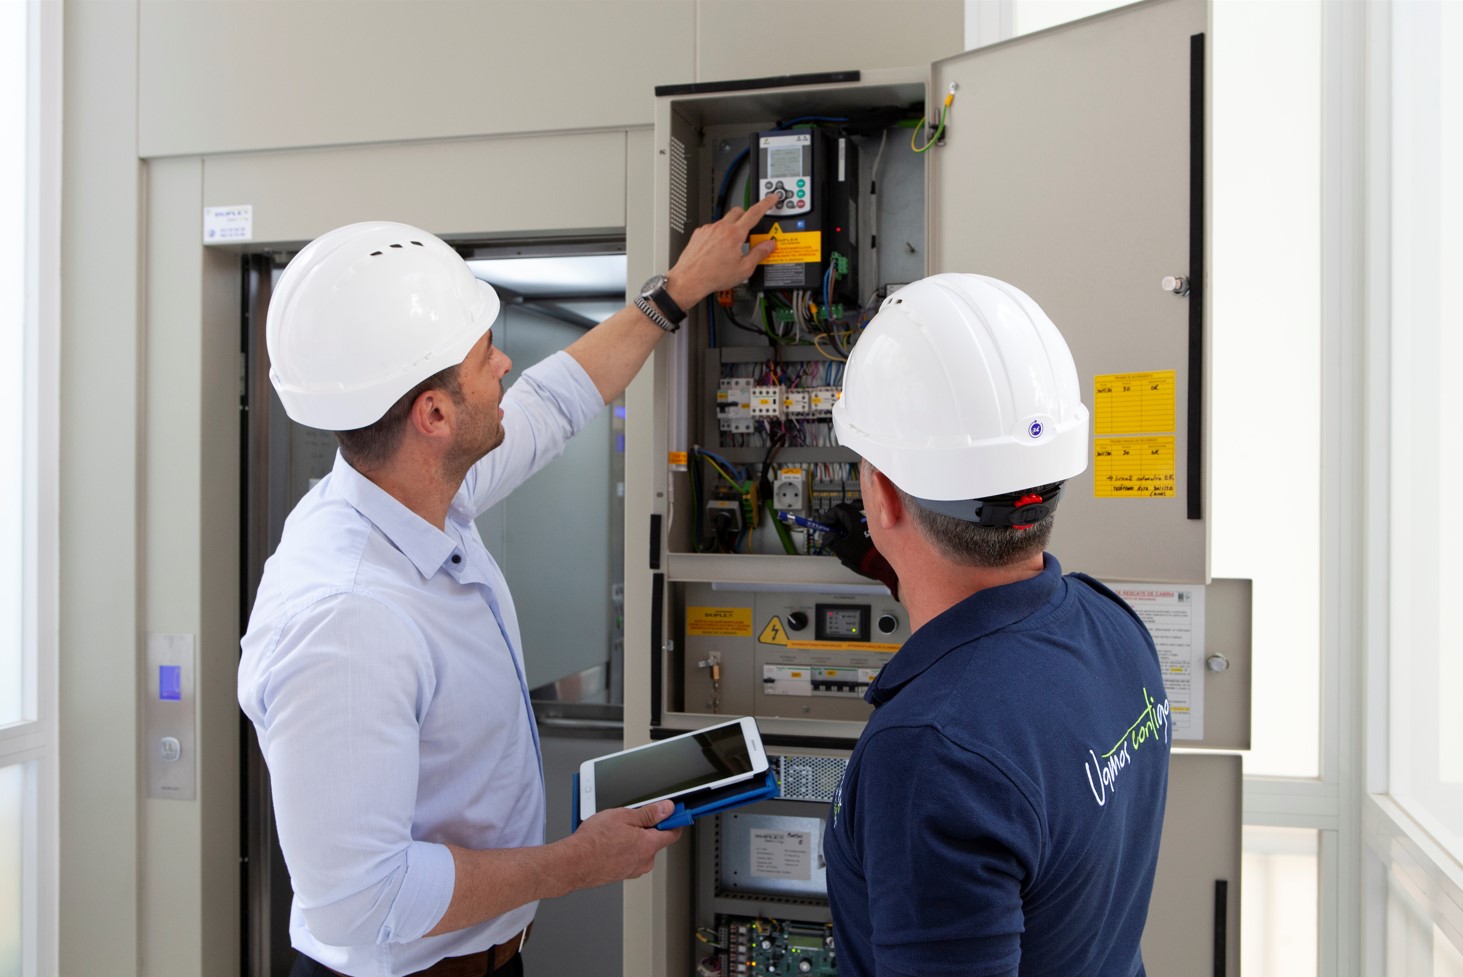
[1094,436,1176,498]
[1112,585,1205,740]
[203,205,253,243]
[750,223,822,265]
[750,830,813,880]
[686,606,754,638]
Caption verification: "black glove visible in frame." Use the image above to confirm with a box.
[821,502,900,599]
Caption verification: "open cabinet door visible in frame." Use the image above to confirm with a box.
[930,3,1241,975]
[929,0,1210,586]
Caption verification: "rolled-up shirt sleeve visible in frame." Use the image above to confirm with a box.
[465,350,605,515]
[251,592,454,947]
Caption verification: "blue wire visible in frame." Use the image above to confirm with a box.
[695,447,746,481]
[715,148,750,219]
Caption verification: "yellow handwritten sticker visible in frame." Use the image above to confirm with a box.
[668,450,688,471]
[1094,436,1176,498]
[749,222,823,265]
[759,616,790,646]
[687,606,754,637]
[1093,371,1176,436]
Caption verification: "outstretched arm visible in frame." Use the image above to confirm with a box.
[564,194,779,403]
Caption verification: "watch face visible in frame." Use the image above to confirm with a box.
[641,274,668,299]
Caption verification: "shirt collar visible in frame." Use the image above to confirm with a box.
[328,451,464,579]
[867,552,1066,705]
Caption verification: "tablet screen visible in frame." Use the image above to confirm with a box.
[592,722,755,810]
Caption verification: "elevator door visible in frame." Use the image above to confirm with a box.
[239,244,627,977]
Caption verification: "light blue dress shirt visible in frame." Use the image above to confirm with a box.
[239,351,604,977]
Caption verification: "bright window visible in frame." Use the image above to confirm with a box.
[0,1,59,974]
[0,0,27,728]
[0,762,22,976]
[1389,0,1463,865]
[1242,826,1319,976]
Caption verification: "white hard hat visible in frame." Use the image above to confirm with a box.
[266,221,500,431]
[832,273,1089,511]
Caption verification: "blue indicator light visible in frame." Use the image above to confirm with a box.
[159,665,182,701]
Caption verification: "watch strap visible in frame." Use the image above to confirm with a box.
[648,282,687,325]
[634,295,679,334]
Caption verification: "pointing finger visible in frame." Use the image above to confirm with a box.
[737,193,780,231]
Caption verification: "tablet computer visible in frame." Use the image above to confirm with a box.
[578,716,768,819]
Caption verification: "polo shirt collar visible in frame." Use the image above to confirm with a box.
[328,451,463,579]
[867,552,1066,705]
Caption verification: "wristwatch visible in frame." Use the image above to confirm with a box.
[635,274,687,333]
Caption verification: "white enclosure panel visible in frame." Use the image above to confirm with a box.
[1146,752,1242,976]
[139,0,696,158]
[475,306,617,692]
[930,0,1209,583]
[696,0,966,84]
[202,131,629,247]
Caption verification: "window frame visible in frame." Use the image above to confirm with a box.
[1360,0,1463,965]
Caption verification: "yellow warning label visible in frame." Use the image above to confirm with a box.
[1094,436,1176,498]
[750,223,823,265]
[687,606,754,637]
[759,617,790,645]
[668,451,688,470]
[1093,371,1176,436]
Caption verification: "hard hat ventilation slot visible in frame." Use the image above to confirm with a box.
[369,251,382,256]
[411,241,424,247]
[390,243,404,249]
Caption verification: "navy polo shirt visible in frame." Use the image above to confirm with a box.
[824,554,1171,977]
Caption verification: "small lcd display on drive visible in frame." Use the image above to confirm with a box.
[816,604,870,642]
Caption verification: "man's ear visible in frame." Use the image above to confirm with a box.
[407,387,454,440]
[865,467,904,531]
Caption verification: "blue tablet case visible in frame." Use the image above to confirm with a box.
[572,769,781,832]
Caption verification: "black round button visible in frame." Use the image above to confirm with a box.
[877,613,898,634]
[787,611,809,632]
[451,554,462,564]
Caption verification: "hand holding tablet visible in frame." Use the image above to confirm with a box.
[575,717,777,829]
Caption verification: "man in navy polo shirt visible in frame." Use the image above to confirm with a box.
[821,274,1171,977]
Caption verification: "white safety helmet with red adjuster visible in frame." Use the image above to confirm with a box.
[266,221,501,432]
[831,273,1089,527]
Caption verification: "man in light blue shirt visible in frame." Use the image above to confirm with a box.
[240,200,777,977]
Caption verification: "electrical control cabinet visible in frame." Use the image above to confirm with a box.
[629,2,1242,975]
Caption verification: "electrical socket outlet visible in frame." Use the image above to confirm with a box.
[774,471,805,512]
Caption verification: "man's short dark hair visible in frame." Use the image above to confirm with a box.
[334,364,463,471]
[891,482,1055,568]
